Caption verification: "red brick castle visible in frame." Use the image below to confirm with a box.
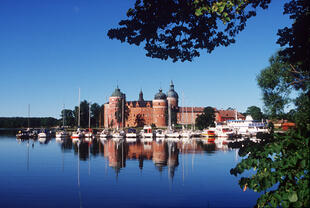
[103,81,244,128]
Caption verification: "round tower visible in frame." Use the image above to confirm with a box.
[167,80,179,109]
[152,89,167,127]
[106,86,123,128]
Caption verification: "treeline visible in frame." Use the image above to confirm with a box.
[60,100,105,128]
[0,117,59,128]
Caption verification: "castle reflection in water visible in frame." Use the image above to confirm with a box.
[53,138,231,179]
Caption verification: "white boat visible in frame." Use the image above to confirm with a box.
[180,130,192,138]
[100,130,109,138]
[126,137,137,143]
[191,130,202,137]
[56,131,69,138]
[56,104,68,138]
[38,132,47,138]
[155,129,166,138]
[166,131,180,138]
[141,126,153,138]
[215,125,234,138]
[71,129,83,139]
[71,89,83,140]
[84,103,93,139]
[84,131,93,138]
[112,130,125,139]
[227,115,268,137]
[126,128,137,138]
[38,137,47,143]
[126,133,137,138]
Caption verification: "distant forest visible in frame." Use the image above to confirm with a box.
[0,117,59,128]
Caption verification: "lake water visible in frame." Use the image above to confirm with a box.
[0,135,259,208]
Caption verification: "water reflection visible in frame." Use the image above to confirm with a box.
[17,137,233,176]
[15,136,242,182]
[4,136,260,208]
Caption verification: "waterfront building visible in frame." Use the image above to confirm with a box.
[103,81,245,128]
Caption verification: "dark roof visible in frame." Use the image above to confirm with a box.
[167,80,178,99]
[111,86,123,97]
[154,89,167,100]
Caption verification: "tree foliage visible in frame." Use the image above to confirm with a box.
[115,97,130,127]
[135,114,145,127]
[277,0,310,91]
[72,101,103,128]
[90,103,101,127]
[245,106,263,121]
[231,1,310,206]
[0,117,58,128]
[108,0,271,62]
[60,109,75,127]
[195,106,215,130]
[256,53,293,119]
[230,129,309,207]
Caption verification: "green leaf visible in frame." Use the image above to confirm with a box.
[288,192,298,202]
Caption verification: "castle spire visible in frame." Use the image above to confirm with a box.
[170,80,174,90]
[138,89,144,101]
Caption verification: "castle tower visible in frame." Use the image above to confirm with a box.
[152,89,167,127]
[167,81,179,125]
[138,89,144,102]
[167,80,179,109]
[104,86,124,128]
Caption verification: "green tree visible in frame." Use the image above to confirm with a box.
[108,0,271,62]
[256,53,293,119]
[115,96,129,127]
[135,114,145,127]
[60,109,75,127]
[231,57,309,207]
[245,106,263,121]
[73,100,90,128]
[195,106,215,130]
[91,103,101,127]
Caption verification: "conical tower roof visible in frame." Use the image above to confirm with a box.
[111,86,123,97]
[167,80,178,99]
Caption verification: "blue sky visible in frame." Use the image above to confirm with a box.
[0,0,291,118]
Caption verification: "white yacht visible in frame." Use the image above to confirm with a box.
[227,115,268,137]
[166,131,180,138]
[71,128,83,140]
[141,126,153,138]
[100,129,110,138]
[84,131,93,139]
[215,125,234,138]
[180,130,192,138]
[38,129,48,138]
[112,130,125,139]
[126,128,137,138]
[155,129,166,138]
[56,130,69,138]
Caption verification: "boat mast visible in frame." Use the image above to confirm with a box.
[28,104,30,129]
[192,107,194,131]
[121,94,124,129]
[181,92,184,129]
[78,88,80,128]
[168,99,171,131]
[88,102,91,129]
[62,104,65,128]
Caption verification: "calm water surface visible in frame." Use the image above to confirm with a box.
[0,135,259,208]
